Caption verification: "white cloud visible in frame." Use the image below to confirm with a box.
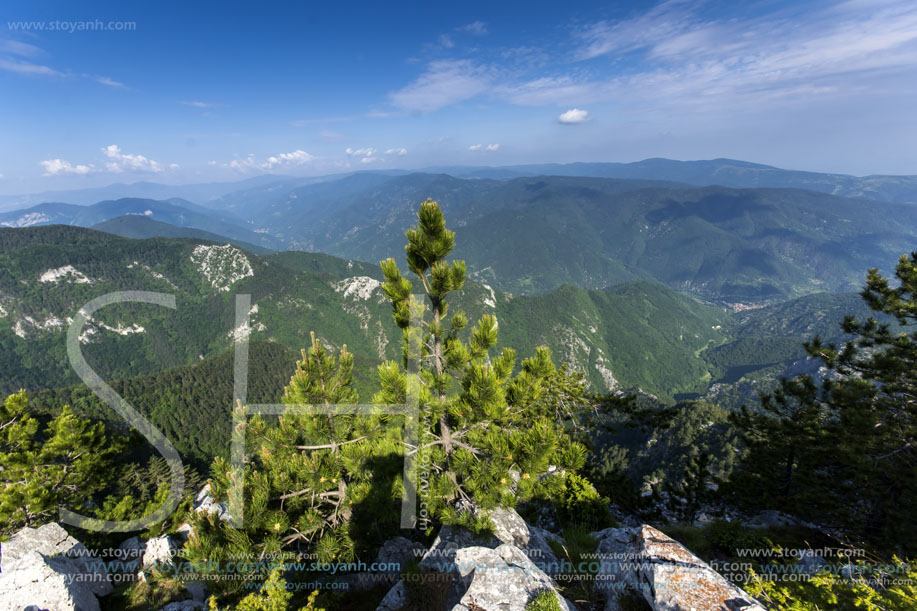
[169,163,180,169]
[265,150,314,168]
[558,108,590,124]
[457,21,488,36]
[40,159,94,176]
[228,150,315,172]
[102,145,164,173]
[345,147,379,164]
[469,143,500,151]
[438,34,455,49]
[384,147,407,156]
[390,60,491,112]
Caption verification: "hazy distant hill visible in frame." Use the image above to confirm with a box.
[448,158,917,204]
[229,173,917,301]
[0,174,292,210]
[0,197,283,250]
[92,215,272,254]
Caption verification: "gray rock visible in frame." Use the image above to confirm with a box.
[449,544,575,611]
[116,536,146,574]
[158,602,204,611]
[746,510,800,529]
[376,580,408,611]
[487,507,561,572]
[0,523,112,611]
[193,484,232,522]
[175,522,195,543]
[184,582,208,604]
[377,508,569,611]
[142,535,178,573]
[376,536,427,573]
[593,525,765,611]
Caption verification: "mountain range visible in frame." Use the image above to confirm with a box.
[5,168,914,305]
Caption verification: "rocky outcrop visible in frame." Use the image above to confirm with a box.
[593,525,764,611]
[376,506,573,611]
[451,544,575,611]
[0,523,112,611]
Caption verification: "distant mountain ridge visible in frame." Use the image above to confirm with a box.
[4,157,915,213]
[91,215,272,254]
[0,197,282,250]
[427,158,917,204]
[224,173,917,302]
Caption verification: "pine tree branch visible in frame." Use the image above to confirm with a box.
[294,436,368,451]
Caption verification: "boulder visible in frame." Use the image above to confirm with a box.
[376,581,409,611]
[142,535,178,573]
[376,536,427,573]
[420,507,560,572]
[0,523,112,611]
[449,544,575,611]
[377,507,570,611]
[593,525,765,611]
[487,507,561,572]
[116,536,146,574]
[184,582,208,604]
[193,484,232,522]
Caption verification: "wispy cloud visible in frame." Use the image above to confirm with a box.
[558,0,917,112]
[290,116,351,127]
[469,143,499,151]
[95,76,126,88]
[0,57,64,77]
[390,60,492,112]
[457,21,488,36]
[384,147,407,156]
[180,100,223,108]
[1,40,44,58]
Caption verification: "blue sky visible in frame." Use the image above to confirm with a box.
[1,0,916,193]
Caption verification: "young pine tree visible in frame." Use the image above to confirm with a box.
[0,391,118,537]
[187,333,402,591]
[375,199,591,527]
